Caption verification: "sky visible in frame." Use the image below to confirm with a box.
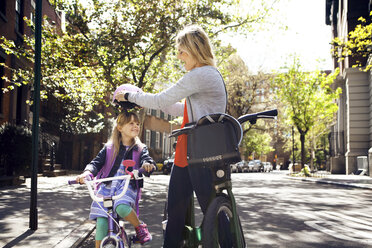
[221,0,334,73]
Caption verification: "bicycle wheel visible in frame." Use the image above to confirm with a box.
[101,231,129,248]
[121,227,131,248]
[101,237,118,248]
[162,198,168,238]
[202,195,245,248]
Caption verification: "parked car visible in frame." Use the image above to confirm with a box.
[253,160,263,172]
[231,162,238,173]
[235,161,244,173]
[163,153,175,175]
[247,161,255,172]
[240,160,250,172]
[263,162,273,172]
[156,163,163,171]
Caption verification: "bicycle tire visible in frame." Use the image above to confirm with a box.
[101,237,118,248]
[202,195,245,248]
[162,197,168,238]
[121,227,131,248]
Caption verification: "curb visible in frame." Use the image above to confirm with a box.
[54,220,95,248]
[285,176,372,190]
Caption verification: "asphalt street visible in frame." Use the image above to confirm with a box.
[1,171,372,248]
[80,171,372,248]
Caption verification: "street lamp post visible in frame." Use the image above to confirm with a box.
[30,0,42,231]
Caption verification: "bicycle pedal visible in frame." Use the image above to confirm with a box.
[131,236,147,245]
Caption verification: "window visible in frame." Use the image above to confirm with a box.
[0,0,6,17]
[156,109,160,118]
[30,0,35,26]
[15,0,24,34]
[150,131,156,149]
[163,132,171,158]
[0,57,4,114]
[155,132,160,149]
[145,130,151,147]
[146,108,151,115]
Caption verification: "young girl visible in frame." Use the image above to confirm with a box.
[76,112,155,248]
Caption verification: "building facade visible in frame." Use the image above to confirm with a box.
[0,0,64,126]
[142,108,179,163]
[326,0,372,175]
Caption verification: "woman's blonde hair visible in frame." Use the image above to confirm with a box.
[176,25,216,67]
[108,112,142,159]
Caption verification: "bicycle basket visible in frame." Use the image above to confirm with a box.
[186,113,242,166]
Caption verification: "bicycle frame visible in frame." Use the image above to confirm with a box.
[215,180,243,248]
[167,109,278,248]
[181,170,243,248]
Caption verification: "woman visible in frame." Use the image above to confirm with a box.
[115,24,227,247]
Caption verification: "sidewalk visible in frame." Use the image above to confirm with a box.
[0,172,169,248]
[0,173,95,248]
[1,171,371,248]
[286,171,372,190]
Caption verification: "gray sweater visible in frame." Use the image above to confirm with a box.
[128,66,227,122]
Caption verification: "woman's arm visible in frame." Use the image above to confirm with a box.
[128,72,200,114]
[161,101,184,117]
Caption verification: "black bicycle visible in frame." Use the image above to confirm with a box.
[163,109,278,248]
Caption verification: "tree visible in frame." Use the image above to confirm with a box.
[220,49,275,159]
[0,0,280,134]
[240,124,274,159]
[331,11,372,71]
[274,57,341,168]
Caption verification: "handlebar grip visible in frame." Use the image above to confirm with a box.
[68,180,78,185]
[238,109,278,124]
[169,125,193,138]
[257,109,278,117]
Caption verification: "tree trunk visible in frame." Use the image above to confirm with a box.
[310,149,315,170]
[300,133,306,169]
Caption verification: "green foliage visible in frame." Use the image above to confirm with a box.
[218,48,276,158]
[241,122,274,158]
[331,11,372,71]
[274,56,341,166]
[0,123,32,176]
[0,0,279,134]
[274,57,340,135]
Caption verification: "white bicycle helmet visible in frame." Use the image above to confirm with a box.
[112,84,143,111]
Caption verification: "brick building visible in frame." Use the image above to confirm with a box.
[0,0,64,126]
[0,0,179,175]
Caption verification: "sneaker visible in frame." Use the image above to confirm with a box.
[135,223,152,244]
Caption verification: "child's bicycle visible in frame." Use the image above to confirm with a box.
[164,109,278,248]
[69,160,146,248]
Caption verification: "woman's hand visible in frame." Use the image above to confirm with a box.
[115,90,128,102]
[141,162,156,173]
[75,171,93,184]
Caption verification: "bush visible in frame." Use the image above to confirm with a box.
[0,123,32,176]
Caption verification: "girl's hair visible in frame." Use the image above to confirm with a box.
[108,112,143,158]
[176,25,216,67]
